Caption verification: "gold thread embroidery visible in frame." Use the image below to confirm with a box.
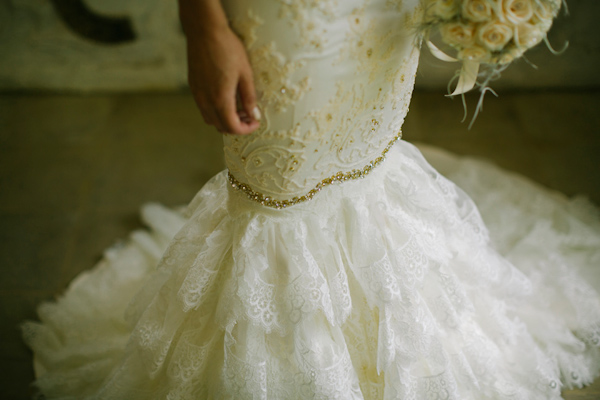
[228,131,403,209]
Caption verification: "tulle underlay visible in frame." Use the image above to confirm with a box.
[22,142,600,400]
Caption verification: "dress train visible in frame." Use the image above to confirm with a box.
[22,141,600,399]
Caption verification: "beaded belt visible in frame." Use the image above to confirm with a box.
[228,131,403,209]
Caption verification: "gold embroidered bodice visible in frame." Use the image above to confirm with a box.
[221,0,421,203]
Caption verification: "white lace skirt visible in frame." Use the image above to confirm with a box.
[22,141,600,399]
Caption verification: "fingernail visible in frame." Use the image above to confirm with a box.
[252,106,261,121]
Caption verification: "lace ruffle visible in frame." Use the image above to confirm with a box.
[23,142,600,399]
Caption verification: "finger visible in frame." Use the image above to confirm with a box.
[207,107,227,133]
[238,68,261,122]
[215,84,258,135]
[189,84,212,122]
[237,111,253,125]
[217,94,244,135]
[194,97,211,123]
[195,95,225,132]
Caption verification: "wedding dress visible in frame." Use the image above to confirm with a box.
[22,0,600,399]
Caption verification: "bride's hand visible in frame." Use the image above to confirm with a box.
[180,0,260,135]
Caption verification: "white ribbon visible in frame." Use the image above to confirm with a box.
[426,40,480,96]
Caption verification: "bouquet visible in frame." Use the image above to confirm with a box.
[421,0,564,121]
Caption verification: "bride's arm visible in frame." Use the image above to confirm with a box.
[178,0,260,135]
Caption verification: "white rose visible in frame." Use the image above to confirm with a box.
[543,0,562,9]
[478,20,514,51]
[459,44,491,62]
[502,0,534,25]
[433,0,461,20]
[462,0,493,22]
[532,1,558,31]
[495,46,525,64]
[534,1,559,19]
[514,22,545,48]
[441,22,476,48]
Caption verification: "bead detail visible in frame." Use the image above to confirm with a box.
[228,131,402,209]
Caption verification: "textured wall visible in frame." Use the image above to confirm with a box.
[0,0,186,91]
[0,0,598,92]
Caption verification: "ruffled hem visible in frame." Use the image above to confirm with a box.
[23,141,600,400]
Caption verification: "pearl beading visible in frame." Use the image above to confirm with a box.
[228,131,403,209]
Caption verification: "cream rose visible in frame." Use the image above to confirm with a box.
[543,0,562,9]
[514,22,545,48]
[503,0,534,24]
[441,22,476,48]
[462,0,493,22]
[433,0,461,20]
[532,1,557,31]
[478,20,513,51]
[495,46,525,64]
[458,44,491,62]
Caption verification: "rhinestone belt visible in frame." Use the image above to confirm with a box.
[228,131,402,209]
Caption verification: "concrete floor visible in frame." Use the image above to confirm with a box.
[1,91,599,399]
